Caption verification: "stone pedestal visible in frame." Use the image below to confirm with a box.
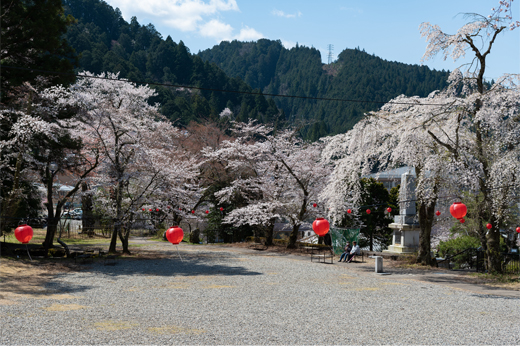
[384,223,420,254]
[383,171,420,254]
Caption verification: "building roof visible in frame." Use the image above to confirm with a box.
[367,166,416,180]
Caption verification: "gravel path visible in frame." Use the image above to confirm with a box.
[1,243,520,345]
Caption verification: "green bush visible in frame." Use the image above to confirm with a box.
[438,235,480,257]
[438,235,480,270]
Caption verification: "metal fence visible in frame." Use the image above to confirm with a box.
[438,248,520,274]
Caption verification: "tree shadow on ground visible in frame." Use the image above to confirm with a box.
[69,248,263,278]
[350,264,520,298]
[38,251,263,295]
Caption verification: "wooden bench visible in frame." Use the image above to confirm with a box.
[311,253,334,264]
[300,245,333,254]
[301,246,319,254]
[346,251,365,263]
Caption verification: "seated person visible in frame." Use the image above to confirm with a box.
[338,242,352,262]
[347,241,360,262]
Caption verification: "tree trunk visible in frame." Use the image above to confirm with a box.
[118,227,131,254]
[417,201,436,265]
[287,224,300,248]
[264,223,274,246]
[486,219,502,273]
[43,169,59,250]
[43,215,60,251]
[109,220,119,253]
[109,174,124,253]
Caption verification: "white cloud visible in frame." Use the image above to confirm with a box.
[199,19,234,39]
[272,9,302,18]
[106,0,263,43]
[281,40,296,49]
[107,0,240,32]
[234,26,264,41]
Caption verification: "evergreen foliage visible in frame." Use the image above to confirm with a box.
[199,39,449,139]
[61,0,283,127]
[1,0,77,102]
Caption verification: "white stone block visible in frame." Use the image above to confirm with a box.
[375,256,383,273]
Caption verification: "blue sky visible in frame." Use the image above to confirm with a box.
[104,0,519,80]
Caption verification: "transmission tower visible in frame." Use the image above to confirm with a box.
[327,44,334,64]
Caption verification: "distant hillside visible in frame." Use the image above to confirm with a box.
[199,40,449,140]
[61,0,283,127]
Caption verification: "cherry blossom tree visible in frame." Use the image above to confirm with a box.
[418,2,520,272]
[0,82,100,248]
[204,121,331,247]
[56,72,201,253]
[0,106,54,233]
[320,92,457,264]
[322,2,520,268]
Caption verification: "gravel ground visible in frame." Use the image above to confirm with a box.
[1,244,520,345]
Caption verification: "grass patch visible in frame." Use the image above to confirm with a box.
[2,228,109,246]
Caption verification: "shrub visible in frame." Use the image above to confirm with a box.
[438,235,480,270]
[438,235,480,257]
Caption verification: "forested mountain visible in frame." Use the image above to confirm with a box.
[61,0,448,139]
[199,40,450,139]
[61,0,283,127]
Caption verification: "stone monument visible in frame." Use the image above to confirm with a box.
[384,171,420,254]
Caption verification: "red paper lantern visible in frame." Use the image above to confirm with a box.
[366,209,371,215]
[220,207,224,211]
[386,207,392,213]
[486,223,492,230]
[15,224,33,244]
[191,210,195,214]
[516,227,520,233]
[149,208,152,212]
[347,209,352,214]
[142,208,145,211]
[312,218,330,237]
[205,210,209,214]
[450,202,467,219]
[156,208,159,212]
[435,211,441,216]
[313,203,317,208]
[460,218,465,224]
[166,226,184,244]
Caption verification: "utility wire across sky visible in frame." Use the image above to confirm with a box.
[2,65,457,107]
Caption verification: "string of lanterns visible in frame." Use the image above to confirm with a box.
[138,201,520,239]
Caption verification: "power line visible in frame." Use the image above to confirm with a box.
[1,65,455,107]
